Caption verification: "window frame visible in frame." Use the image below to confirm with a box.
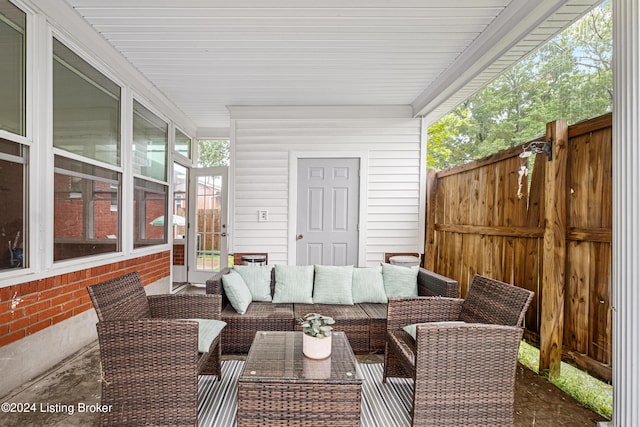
[50,35,125,265]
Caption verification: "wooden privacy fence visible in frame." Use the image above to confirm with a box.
[425,113,612,381]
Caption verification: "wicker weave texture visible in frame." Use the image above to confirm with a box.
[459,274,534,326]
[87,272,224,426]
[237,332,361,427]
[294,303,370,353]
[207,266,459,354]
[413,324,524,427]
[97,319,200,426]
[220,303,295,353]
[383,274,534,427]
[87,272,151,321]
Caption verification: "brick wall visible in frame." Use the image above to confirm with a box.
[0,251,170,348]
[173,244,185,265]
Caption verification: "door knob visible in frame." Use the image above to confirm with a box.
[296,234,304,240]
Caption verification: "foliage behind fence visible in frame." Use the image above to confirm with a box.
[425,113,612,381]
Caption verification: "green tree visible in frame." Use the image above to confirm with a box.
[197,139,229,167]
[427,0,612,171]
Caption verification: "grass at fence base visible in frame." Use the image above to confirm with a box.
[518,341,612,417]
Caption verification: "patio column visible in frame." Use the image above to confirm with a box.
[612,0,640,425]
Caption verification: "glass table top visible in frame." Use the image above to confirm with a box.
[241,331,362,382]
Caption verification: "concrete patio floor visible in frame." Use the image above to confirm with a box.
[0,340,608,426]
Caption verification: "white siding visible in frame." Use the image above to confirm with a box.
[230,106,422,266]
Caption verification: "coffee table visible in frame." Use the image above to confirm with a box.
[237,331,362,426]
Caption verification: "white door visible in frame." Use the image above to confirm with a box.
[188,167,228,284]
[296,158,359,265]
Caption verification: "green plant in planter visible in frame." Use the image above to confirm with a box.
[298,313,335,338]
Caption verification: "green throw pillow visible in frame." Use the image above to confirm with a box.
[183,319,227,353]
[352,266,387,303]
[312,265,354,305]
[382,263,419,297]
[233,265,272,302]
[272,265,314,303]
[221,270,252,314]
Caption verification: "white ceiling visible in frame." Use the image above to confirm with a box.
[62,0,601,131]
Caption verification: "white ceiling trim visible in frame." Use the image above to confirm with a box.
[228,105,414,120]
[417,0,603,124]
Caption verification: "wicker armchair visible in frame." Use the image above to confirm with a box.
[384,274,534,427]
[87,272,225,426]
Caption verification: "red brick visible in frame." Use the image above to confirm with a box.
[0,310,20,325]
[61,298,82,312]
[73,303,92,316]
[9,315,32,332]
[23,300,50,316]
[16,294,38,307]
[37,305,62,321]
[51,294,72,307]
[38,288,62,302]
[20,281,38,295]
[26,319,51,336]
[52,311,73,324]
[39,277,55,292]
[0,286,12,302]
[0,330,26,347]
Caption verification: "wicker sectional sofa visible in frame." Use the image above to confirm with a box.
[206,266,458,354]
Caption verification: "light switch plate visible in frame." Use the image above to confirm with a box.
[258,210,269,222]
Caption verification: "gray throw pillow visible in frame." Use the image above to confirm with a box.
[382,263,419,297]
[312,265,354,305]
[272,265,314,303]
[221,270,252,314]
[233,265,272,302]
[352,266,387,303]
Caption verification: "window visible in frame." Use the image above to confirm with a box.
[0,139,27,270]
[0,1,26,136]
[133,178,167,248]
[53,156,121,261]
[0,2,27,272]
[53,38,122,262]
[175,128,191,159]
[133,100,168,182]
[53,39,121,166]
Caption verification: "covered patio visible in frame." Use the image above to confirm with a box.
[1,0,639,425]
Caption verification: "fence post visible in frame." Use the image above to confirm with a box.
[424,169,437,271]
[539,119,568,379]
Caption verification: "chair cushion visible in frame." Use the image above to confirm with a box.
[402,321,466,340]
[352,266,387,303]
[233,265,272,302]
[273,265,314,303]
[382,263,419,297]
[312,265,354,305]
[184,318,227,353]
[222,270,253,314]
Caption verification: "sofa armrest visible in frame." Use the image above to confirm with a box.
[148,294,222,320]
[205,268,231,295]
[386,297,464,331]
[417,268,458,298]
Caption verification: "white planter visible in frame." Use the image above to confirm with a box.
[302,333,332,359]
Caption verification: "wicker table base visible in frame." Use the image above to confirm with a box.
[237,331,362,426]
